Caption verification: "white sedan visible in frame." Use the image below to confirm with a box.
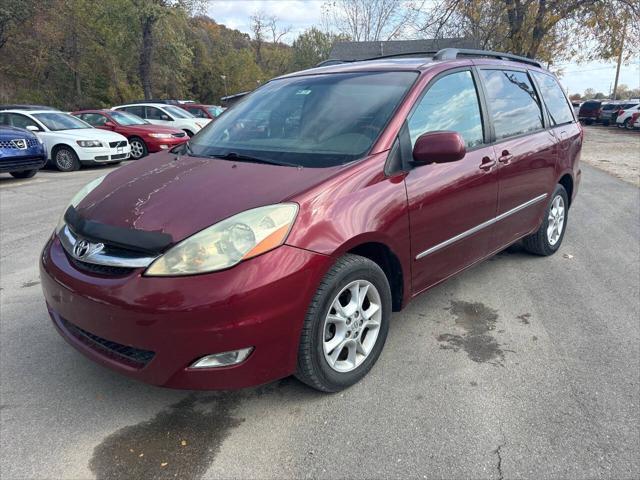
[111,103,210,136]
[0,110,130,171]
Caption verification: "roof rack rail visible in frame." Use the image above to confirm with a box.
[433,48,543,68]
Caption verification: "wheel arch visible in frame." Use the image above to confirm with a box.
[557,172,574,207]
[345,241,405,312]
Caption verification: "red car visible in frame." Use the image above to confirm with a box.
[179,103,224,120]
[72,109,188,159]
[42,49,582,392]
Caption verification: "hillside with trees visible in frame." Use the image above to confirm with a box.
[1,0,637,109]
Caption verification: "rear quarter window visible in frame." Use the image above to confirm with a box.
[531,72,575,125]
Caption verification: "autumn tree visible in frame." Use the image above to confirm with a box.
[417,0,640,65]
[322,0,424,41]
[291,28,348,70]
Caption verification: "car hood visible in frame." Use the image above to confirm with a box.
[0,126,37,141]
[76,152,344,243]
[50,129,128,142]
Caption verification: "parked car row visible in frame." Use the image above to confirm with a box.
[0,100,224,177]
[576,99,640,129]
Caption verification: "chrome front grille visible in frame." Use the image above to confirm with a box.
[0,138,39,149]
[108,140,127,148]
[59,225,158,270]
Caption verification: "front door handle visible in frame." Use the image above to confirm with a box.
[498,150,513,164]
[479,156,496,171]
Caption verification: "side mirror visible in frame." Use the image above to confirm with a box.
[26,125,40,132]
[104,121,116,129]
[412,131,466,165]
[161,115,170,121]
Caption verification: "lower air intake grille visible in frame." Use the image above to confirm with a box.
[60,317,155,368]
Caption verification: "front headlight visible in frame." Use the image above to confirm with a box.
[55,174,108,233]
[76,140,103,148]
[145,203,298,276]
[148,133,173,139]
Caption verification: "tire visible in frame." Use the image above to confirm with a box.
[184,129,194,137]
[296,254,391,392]
[623,118,633,130]
[10,169,38,179]
[129,137,148,159]
[53,146,80,172]
[522,184,569,256]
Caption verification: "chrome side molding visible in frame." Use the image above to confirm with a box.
[415,193,548,260]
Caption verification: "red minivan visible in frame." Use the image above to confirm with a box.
[41,49,582,392]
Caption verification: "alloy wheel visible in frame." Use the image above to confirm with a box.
[130,140,145,159]
[56,149,74,171]
[547,194,565,246]
[323,280,382,373]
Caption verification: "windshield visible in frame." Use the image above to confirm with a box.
[110,110,148,126]
[34,112,91,130]
[206,106,224,117]
[164,105,194,119]
[189,71,418,167]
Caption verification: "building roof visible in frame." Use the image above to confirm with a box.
[329,38,477,61]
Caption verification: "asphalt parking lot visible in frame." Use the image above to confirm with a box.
[1,138,639,479]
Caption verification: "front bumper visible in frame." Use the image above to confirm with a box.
[40,235,332,390]
[77,145,131,163]
[146,136,187,153]
[0,153,46,173]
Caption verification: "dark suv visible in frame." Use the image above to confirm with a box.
[41,48,582,392]
[578,100,602,124]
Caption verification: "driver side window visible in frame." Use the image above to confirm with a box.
[408,70,484,149]
[146,107,168,120]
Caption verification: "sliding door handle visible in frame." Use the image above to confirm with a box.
[498,150,513,163]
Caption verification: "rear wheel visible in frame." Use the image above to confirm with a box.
[623,118,633,130]
[522,184,568,256]
[54,146,80,172]
[10,169,38,179]
[129,137,147,159]
[296,254,391,392]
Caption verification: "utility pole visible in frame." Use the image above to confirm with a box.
[612,19,627,100]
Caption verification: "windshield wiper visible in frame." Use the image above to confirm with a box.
[210,151,299,167]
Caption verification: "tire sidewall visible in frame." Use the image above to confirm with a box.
[541,185,569,254]
[309,261,391,391]
[54,147,79,172]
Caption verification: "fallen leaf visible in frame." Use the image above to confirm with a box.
[139,453,144,457]
[181,440,187,446]
[129,449,134,453]
[161,462,168,467]
[563,253,574,259]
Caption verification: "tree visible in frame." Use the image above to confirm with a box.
[569,93,581,101]
[250,11,291,67]
[418,0,640,64]
[322,0,423,41]
[291,28,347,70]
[583,88,596,99]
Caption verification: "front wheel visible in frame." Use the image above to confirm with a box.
[296,254,391,392]
[522,184,568,256]
[623,118,633,130]
[54,146,80,172]
[10,169,38,179]
[129,137,148,159]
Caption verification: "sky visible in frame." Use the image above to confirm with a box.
[208,0,640,96]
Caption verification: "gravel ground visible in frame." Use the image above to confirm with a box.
[580,125,640,186]
[1,146,639,479]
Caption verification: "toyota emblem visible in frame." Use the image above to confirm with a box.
[72,239,103,260]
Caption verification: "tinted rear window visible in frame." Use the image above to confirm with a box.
[581,101,601,109]
[479,69,543,140]
[531,72,574,125]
